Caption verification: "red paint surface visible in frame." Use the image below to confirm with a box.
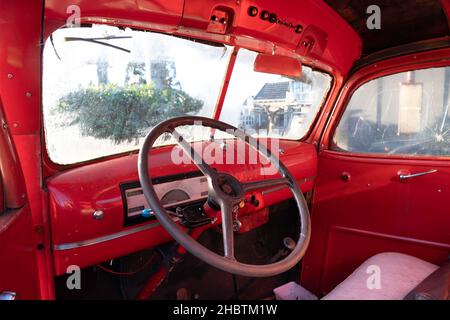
[0,0,449,300]
[0,0,55,299]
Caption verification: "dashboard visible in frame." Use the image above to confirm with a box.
[47,140,318,275]
[121,171,208,226]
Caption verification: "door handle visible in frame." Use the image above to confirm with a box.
[398,169,437,181]
[0,291,16,300]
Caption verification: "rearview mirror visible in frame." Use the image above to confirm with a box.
[254,53,302,79]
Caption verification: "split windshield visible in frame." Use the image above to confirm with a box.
[43,25,331,164]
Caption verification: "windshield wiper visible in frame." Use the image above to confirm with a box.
[64,36,132,53]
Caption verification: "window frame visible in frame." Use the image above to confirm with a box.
[324,52,450,162]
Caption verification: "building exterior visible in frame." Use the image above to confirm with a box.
[238,76,314,136]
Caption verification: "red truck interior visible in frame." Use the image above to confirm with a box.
[0,0,449,300]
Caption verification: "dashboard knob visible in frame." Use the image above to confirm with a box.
[283,237,296,251]
[141,209,154,218]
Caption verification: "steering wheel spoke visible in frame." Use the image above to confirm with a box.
[219,200,236,260]
[242,177,290,193]
[170,127,216,178]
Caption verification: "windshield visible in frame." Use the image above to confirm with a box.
[43,25,332,165]
[43,25,232,164]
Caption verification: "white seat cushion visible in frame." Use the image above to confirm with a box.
[322,252,438,300]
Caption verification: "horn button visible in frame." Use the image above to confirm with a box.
[215,173,243,199]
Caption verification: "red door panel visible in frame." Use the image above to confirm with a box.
[301,152,450,296]
[301,50,450,297]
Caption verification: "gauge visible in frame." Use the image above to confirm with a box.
[160,189,190,206]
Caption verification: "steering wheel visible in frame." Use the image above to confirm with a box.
[138,116,311,277]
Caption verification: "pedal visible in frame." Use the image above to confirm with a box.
[273,282,318,300]
[176,287,190,300]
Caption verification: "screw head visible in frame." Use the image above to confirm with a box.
[341,172,351,182]
[93,210,104,220]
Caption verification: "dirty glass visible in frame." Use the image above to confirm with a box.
[219,49,332,140]
[43,25,232,165]
[333,67,450,156]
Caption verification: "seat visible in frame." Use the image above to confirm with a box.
[322,252,438,300]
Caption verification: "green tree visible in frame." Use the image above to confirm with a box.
[56,59,203,144]
[56,83,203,144]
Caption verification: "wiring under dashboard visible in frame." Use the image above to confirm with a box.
[96,254,157,276]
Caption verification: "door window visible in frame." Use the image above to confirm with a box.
[332,66,450,156]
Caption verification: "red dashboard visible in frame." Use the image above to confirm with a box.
[47,139,317,275]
